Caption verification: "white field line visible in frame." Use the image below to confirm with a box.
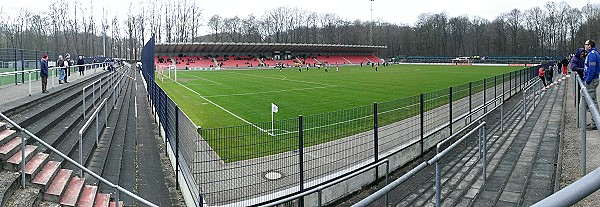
[227,71,336,87]
[204,86,332,98]
[163,75,275,136]
[191,75,223,85]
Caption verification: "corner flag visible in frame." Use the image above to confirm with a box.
[272,103,279,113]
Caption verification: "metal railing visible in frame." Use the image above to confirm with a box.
[0,69,37,95]
[260,159,390,207]
[531,73,600,206]
[0,112,158,207]
[78,98,108,176]
[353,122,488,207]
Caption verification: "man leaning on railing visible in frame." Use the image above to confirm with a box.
[584,39,600,130]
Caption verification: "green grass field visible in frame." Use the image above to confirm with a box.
[157,64,522,129]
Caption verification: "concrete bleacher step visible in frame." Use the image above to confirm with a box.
[32,161,61,190]
[24,152,49,181]
[85,73,133,188]
[109,201,124,207]
[94,193,110,207]
[4,145,38,171]
[0,122,7,131]
[0,137,21,161]
[395,93,526,206]
[0,129,17,146]
[44,168,73,202]
[0,170,20,207]
[78,185,98,207]
[467,82,564,207]
[59,176,85,206]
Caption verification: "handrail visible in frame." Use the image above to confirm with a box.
[0,111,157,207]
[260,159,390,207]
[353,122,487,207]
[531,73,600,207]
[78,98,108,176]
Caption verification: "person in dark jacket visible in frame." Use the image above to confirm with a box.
[77,56,85,75]
[40,54,49,93]
[570,48,587,80]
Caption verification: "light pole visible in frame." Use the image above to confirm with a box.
[587,0,591,39]
[370,0,374,45]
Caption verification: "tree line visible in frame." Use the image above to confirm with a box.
[0,0,598,60]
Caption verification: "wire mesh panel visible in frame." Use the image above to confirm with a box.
[302,105,374,190]
[471,79,485,110]
[452,83,471,120]
[199,118,300,206]
[378,96,421,154]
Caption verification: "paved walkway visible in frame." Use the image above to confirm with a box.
[560,74,600,206]
[0,66,105,111]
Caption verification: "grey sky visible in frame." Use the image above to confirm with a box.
[1,0,593,34]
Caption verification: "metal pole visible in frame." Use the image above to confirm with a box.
[175,105,180,189]
[501,100,504,132]
[373,102,378,162]
[435,160,441,207]
[420,94,424,154]
[449,87,453,135]
[522,88,527,119]
[298,115,304,207]
[21,133,25,188]
[79,133,83,177]
[581,88,587,175]
[28,72,32,96]
[483,124,487,183]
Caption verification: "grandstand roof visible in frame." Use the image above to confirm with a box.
[154,42,387,54]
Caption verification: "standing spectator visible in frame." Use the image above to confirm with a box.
[546,64,554,84]
[571,48,587,105]
[40,54,49,93]
[570,48,587,80]
[561,57,569,74]
[77,56,85,75]
[57,55,65,84]
[64,53,70,83]
[538,67,547,87]
[584,39,600,130]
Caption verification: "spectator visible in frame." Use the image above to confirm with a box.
[64,53,70,83]
[584,39,600,130]
[77,56,85,75]
[561,57,569,74]
[538,67,547,87]
[40,54,49,93]
[57,55,65,84]
[545,64,554,84]
[570,48,586,80]
[571,48,587,105]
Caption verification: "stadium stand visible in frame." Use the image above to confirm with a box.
[219,56,261,68]
[364,54,384,63]
[155,56,173,68]
[314,55,349,65]
[343,55,371,64]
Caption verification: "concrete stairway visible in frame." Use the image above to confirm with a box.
[385,80,565,206]
[0,67,128,206]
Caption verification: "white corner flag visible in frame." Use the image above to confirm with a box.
[271,103,278,133]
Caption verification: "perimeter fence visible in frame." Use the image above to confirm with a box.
[141,35,557,206]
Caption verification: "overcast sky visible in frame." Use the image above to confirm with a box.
[1,0,594,34]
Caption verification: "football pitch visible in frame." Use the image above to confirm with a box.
[157,64,522,129]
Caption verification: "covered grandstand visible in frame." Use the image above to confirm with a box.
[154,42,387,70]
